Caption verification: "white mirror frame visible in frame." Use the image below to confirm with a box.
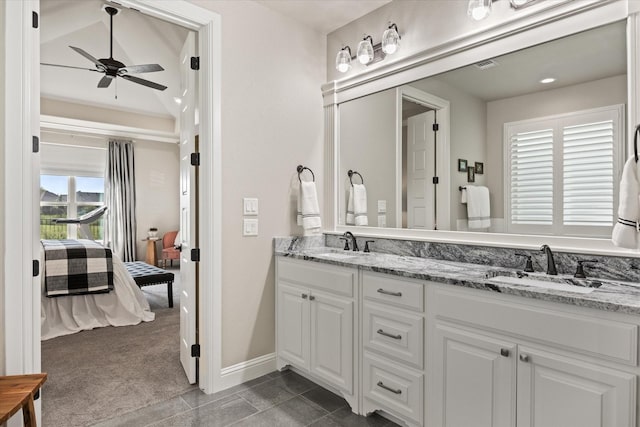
[322,0,640,256]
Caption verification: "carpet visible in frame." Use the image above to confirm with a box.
[41,269,195,426]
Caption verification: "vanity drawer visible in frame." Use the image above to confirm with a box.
[363,271,424,312]
[363,302,423,368]
[277,258,355,297]
[363,352,423,425]
[432,288,639,366]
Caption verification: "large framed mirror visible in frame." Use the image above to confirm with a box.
[332,16,633,250]
[338,21,626,237]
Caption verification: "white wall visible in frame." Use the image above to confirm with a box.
[190,0,326,367]
[486,74,627,217]
[339,88,396,227]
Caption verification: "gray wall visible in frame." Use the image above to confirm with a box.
[0,0,5,377]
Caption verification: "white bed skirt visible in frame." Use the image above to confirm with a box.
[41,247,155,341]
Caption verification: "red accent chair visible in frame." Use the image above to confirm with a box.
[161,230,180,268]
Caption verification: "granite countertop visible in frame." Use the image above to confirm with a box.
[275,246,640,316]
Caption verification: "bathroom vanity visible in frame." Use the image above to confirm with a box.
[275,241,640,427]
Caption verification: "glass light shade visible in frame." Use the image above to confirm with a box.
[510,0,529,6]
[357,37,374,65]
[335,47,352,73]
[468,0,492,21]
[381,26,400,55]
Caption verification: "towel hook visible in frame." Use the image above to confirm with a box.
[347,170,364,186]
[634,124,640,162]
[296,165,315,183]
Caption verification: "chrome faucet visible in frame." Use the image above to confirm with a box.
[540,244,557,275]
[342,231,359,251]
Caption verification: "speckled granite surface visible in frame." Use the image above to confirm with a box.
[273,237,640,315]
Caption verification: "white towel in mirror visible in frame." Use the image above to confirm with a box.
[347,184,368,226]
[612,157,640,249]
[462,185,490,229]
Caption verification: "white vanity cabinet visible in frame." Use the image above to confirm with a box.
[427,285,639,427]
[276,258,357,406]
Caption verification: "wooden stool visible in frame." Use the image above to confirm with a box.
[0,373,47,427]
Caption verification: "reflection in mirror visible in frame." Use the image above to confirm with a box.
[338,21,627,238]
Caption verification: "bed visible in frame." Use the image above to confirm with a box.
[40,239,155,341]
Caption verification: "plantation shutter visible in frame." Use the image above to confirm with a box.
[562,120,614,227]
[510,128,554,225]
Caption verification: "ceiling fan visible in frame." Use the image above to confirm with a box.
[41,6,167,91]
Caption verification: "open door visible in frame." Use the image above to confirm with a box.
[179,31,198,384]
[407,110,436,229]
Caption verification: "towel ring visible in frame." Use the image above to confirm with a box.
[634,124,640,162]
[459,186,466,191]
[347,170,364,186]
[296,165,315,183]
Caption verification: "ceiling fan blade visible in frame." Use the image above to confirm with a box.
[120,74,167,91]
[98,75,113,88]
[119,64,164,74]
[41,62,100,72]
[69,46,103,69]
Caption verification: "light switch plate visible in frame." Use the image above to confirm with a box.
[377,200,387,214]
[243,218,258,236]
[243,198,259,215]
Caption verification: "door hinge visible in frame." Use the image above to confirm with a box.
[432,123,439,132]
[32,136,39,153]
[32,260,39,277]
[190,56,200,70]
[32,11,39,29]
[432,177,439,184]
[190,152,200,166]
[191,344,200,357]
[190,248,200,262]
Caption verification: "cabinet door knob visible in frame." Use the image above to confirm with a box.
[519,353,530,363]
[377,381,402,395]
[301,293,308,299]
[309,295,316,301]
[500,348,510,357]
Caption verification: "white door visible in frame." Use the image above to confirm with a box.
[431,323,516,427]
[277,283,311,370]
[179,31,198,384]
[310,291,353,393]
[406,111,435,229]
[517,347,636,427]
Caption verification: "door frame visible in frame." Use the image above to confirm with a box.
[3,0,223,395]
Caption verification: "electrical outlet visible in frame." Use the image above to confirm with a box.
[378,215,386,227]
[243,198,259,215]
[243,218,258,236]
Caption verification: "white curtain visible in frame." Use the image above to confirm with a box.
[105,140,137,262]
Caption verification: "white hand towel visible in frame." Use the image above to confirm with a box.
[346,186,355,225]
[612,157,640,249]
[463,185,490,229]
[299,181,322,233]
[353,184,368,226]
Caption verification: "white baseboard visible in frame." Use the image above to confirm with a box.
[218,352,276,391]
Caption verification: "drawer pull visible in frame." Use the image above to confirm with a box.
[301,293,308,299]
[377,329,402,340]
[377,381,402,394]
[377,288,402,297]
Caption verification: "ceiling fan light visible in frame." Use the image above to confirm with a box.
[381,24,400,55]
[468,0,492,21]
[357,36,374,65]
[335,46,352,73]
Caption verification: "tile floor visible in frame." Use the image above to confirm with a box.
[92,370,399,427]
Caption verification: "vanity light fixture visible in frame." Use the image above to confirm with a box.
[468,0,541,21]
[540,77,556,84]
[381,23,401,54]
[335,23,402,73]
[335,46,352,73]
[357,35,375,65]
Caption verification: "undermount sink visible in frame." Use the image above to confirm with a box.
[316,251,369,260]
[488,275,597,294]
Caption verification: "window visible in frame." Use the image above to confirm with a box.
[505,105,623,237]
[40,175,105,240]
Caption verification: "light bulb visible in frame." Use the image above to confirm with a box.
[357,36,374,65]
[335,47,352,73]
[382,24,400,55]
[468,0,492,21]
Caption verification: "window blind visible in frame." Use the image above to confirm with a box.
[562,120,614,226]
[510,128,554,225]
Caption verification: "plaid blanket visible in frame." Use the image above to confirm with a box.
[41,239,114,298]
